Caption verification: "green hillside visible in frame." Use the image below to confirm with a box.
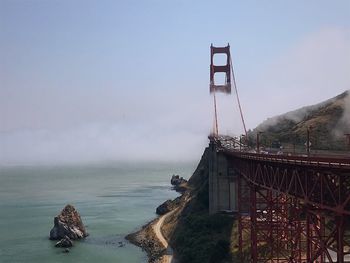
[248,90,350,152]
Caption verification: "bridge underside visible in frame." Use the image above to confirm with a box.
[237,181,348,263]
[208,138,350,263]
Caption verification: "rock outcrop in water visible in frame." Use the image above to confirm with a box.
[49,204,88,242]
[170,174,188,193]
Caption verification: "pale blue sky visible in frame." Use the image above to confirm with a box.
[1,0,349,164]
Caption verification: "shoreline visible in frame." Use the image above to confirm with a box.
[126,179,188,263]
[152,209,178,263]
[125,215,168,263]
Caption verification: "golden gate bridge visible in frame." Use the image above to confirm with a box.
[208,44,350,263]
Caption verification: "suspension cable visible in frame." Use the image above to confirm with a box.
[230,56,248,138]
[213,91,219,136]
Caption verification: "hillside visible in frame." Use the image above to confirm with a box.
[248,90,350,151]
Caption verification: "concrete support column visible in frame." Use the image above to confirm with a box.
[209,141,218,214]
[209,141,238,214]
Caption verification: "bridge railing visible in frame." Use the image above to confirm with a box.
[225,151,350,169]
[209,134,350,168]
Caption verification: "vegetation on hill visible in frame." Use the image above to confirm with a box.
[247,90,350,152]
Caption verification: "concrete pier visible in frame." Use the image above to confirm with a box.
[209,140,238,214]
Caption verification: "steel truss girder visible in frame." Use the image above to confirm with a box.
[234,156,350,263]
[231,156,350,216]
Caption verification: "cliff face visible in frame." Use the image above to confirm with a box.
[249,90,350,151]
[161,148,236,263]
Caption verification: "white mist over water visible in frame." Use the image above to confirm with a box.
[0,123,208,165]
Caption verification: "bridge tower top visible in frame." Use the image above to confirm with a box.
[210,44,232,94]
[209,43,248,138]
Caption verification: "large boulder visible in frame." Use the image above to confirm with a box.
[171,175,187,186]
[49,204,88,240]
[170,175,188,193]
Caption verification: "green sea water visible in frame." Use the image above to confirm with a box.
[0,162,196,263]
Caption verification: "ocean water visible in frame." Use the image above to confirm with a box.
[0,162,196,263]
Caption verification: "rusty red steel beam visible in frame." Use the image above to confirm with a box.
[226,151,350,216]
[227,144,350,262]
[237,172,348,262]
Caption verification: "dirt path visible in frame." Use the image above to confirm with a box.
[153,210,176,263]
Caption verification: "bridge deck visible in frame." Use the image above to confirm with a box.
[211,134,350,169]
[223,150,350,170]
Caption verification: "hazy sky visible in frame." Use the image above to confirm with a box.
[1,0,349,164]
